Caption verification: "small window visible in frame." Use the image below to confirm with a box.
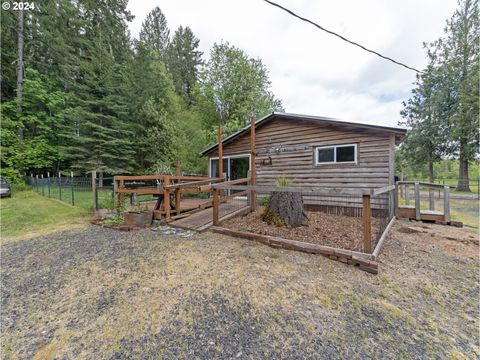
[315,144,357,165]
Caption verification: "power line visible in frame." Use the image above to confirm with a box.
[262,0,422,73]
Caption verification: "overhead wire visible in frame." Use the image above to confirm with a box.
[262,0,422,73]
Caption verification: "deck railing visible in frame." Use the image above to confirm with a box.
[113,175,223,219]
[396,181,452,223]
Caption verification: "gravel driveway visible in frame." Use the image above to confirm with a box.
[1,222,478,359]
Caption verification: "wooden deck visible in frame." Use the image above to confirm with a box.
[170,199,249,231]
[398,205,445,223]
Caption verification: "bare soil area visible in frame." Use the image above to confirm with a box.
[1,220,478,359]
[222,206,382,252]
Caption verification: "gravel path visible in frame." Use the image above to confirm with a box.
[1,222,478,359]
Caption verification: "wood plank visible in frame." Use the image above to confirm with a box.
[212,189,219,226]
[372,217,395,259]
[363,195,372,253]
[444,186,450,223]
[414,182,420,221]
[212,184,372,196]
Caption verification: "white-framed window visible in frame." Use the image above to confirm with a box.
[314,144,357,165]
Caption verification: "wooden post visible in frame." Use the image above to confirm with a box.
[428,187,435,211]
[41,174,44,196]
[362,194,372,253]
[176,159,181,177]
[250,113,256,211]
[399,170,404,198]
[174,188,181,215]
[405,185,410,205]
[118,178,124,206]
[113,176,118,209]
[213,188,219,225]
[164,176,171,219]
[218,125,223,179]
[91,170,97,210]
[394,184,399,218]
[443,186,450,223]
[414,182,420,221]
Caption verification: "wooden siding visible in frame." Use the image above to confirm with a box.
[209,118,395,191]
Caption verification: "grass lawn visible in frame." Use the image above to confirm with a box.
[0,191,90,242]
[33,186,115,210]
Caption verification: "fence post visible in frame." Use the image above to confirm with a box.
[92,170,97,211]
[71,171,75,206]
[174,188,181,215]
[414,182,420,221]
[41,174,44,196]
[405,185,410,205]
[362,193,372,253]
[213,188,219,226]
[58,172,62,201]
[113,176,118,209]
[164,176,171,219]
[443,186,450,223]
[428,187,435,211]
[47,172,51,198]
[394,184,399,218]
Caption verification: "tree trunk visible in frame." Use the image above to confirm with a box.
[428,161,434,183]
[99,172,104,187]
[16,8,24,142]
[457,158,470,192]
[262,191,308,228]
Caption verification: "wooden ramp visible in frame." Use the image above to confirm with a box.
[170,199,249,231]
[398,205,446,224]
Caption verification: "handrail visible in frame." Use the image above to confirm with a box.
[212,177,251,187]
[164,177,223,190]
[397,181,456,189]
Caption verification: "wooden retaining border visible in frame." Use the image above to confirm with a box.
[209,226,379,274]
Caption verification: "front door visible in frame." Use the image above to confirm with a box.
[210,155,250,194]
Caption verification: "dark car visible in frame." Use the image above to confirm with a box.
[0,176,11,198]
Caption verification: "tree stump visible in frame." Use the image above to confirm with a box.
[262,191,308,228]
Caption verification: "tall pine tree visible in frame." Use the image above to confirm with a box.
[139,7,170,60]
[167,26,203,104]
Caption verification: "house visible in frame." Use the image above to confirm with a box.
[200,112,406,192]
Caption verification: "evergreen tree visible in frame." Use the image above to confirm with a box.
[167,26,203,104]
[125,42,178,171]
[442,0,479,191]
[401,0,479,190]
[139,6,170,60]
[63,0,136,174]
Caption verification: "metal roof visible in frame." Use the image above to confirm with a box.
[200,111,407,156]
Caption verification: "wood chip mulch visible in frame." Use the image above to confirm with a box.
[221,206,381,252]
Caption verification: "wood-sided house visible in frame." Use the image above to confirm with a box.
[200,112,406,212]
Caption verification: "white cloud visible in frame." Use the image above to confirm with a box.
[127,0,457,127]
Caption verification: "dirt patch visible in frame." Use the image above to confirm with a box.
[400,221,479,259]
[1,222,478,359]
[222,206,381,252]
[398,226,422,234]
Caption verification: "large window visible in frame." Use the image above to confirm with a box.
[315,144,357,165]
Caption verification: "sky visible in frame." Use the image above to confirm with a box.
[126,0,458,128]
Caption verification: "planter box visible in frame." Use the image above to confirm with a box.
[124,211,153,228]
